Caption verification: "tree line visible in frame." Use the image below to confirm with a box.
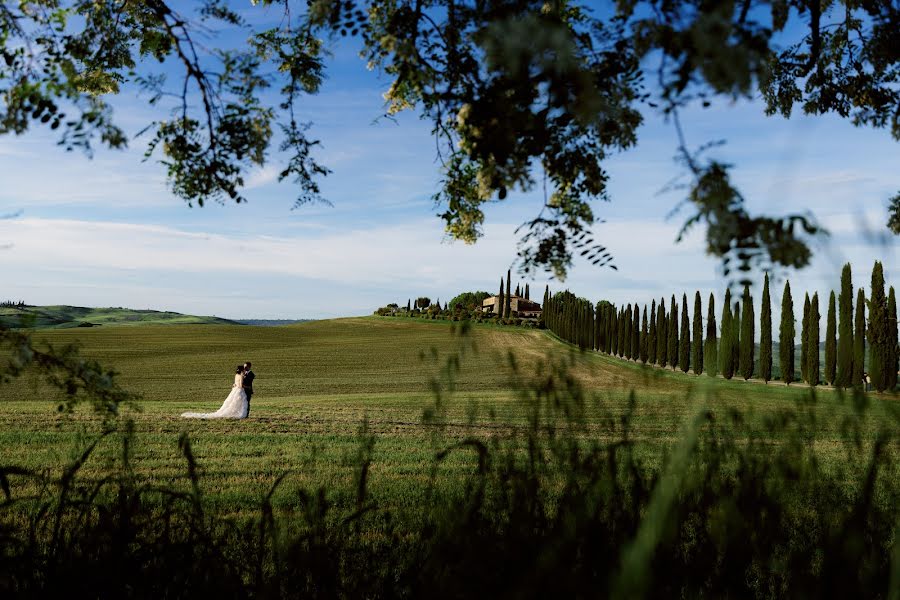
[544,262,899,391]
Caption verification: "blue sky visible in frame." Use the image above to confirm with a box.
[0,2,896,321]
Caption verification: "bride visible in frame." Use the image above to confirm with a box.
[181,365,249,420]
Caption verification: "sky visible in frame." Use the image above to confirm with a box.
[0,2,896,321]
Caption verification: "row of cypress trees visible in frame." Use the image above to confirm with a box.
[543,261,898,390]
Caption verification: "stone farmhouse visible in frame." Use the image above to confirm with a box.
[482,295,542,318]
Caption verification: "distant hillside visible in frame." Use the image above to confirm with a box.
[234,319,314,326]
[0,305,239,329]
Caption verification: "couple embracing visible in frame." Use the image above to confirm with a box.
[182,362,255,420]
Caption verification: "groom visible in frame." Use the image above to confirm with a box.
[243,362,255,416]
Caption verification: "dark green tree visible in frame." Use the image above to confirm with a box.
[618,308,626,358]
[836,263,854,387]
[825,291,837,385]
[888,287,898,391]
[668,295,679,370]
[525,283,530,300]
[808,293,820,387]
[740,286,754,380]
[779,281,795,384]
[692,291,703,376]
[640,306,649,363]
[732,300,741,375]
[624,304,633,359]
[854,288,867,387]
[679,293,690,373]
[705,293,718,378]
[657,299,667,367]
[407,299,411,312]
[721,301,735,380]
[648,300,658,365]
[801,293,810,383]
[718,288,732,377]
[760,274,772,383]
[868,261,888,391]
[610,305,619,356]
[632,303,641,361]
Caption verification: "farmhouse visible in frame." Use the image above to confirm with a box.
[482,295,542,318]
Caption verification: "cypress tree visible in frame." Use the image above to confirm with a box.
[836,263,854,387]
[679,293,690,373]
[801,293,810,383]
[624,304,633,359]
[407,299,411,311]
[760,274,772,383]
[617,308,626,358]
[853,288,866,387]
[648,300,658,364]
[888,287,898,391]
[640,306,649,363]
[868,261,888,391]
[498,278,505,318]
[718,288,732,377]
[632,303,640,360]
[808,293,820,386]
[692,291,703,375]
[515,284,520,297]
[504,269,512,318]
[668,295,679,370]
[721,301,735,379]
[779,281,795,384]
[825,290,837,385]
[734,300,741,375]
[705,293,718,377]
[611,306,619,356]
[525,283,530,300]
[740,285,754,380]
[657,299,667,366]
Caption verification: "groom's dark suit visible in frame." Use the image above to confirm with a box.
[243,370,255,415]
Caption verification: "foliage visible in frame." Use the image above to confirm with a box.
[808,293,820,387]
[640,306,649,363]
[759,274,772,383]
[705,293,718,378]
[720,298,735,380]
[648,300,658,365]
[679,293,690,373]
[740,285,754,380]
[888,287,898,391]
[447,291,490,312]
[825,291,837,385]
[780,281,795,384]
[837,264,855,388]
[868,262,888,391]
[691,292,702,376]
[802,293,811,383]
[667,296,679,370]
[732,299,741,376]
[656,299,667,367]
[855,288,867,388]
[2,1,897,277]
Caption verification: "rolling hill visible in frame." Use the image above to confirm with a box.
[0,304,239,329]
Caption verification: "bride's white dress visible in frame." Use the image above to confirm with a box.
[181,373,249,419]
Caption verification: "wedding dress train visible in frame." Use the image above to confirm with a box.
[182,374,249,419]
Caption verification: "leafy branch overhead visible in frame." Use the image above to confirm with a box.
[1,1,897,279]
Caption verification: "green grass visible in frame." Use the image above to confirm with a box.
[0,304,237,329]
[1,317,897,519]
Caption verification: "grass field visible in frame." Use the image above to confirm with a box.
[1,317,897,518]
